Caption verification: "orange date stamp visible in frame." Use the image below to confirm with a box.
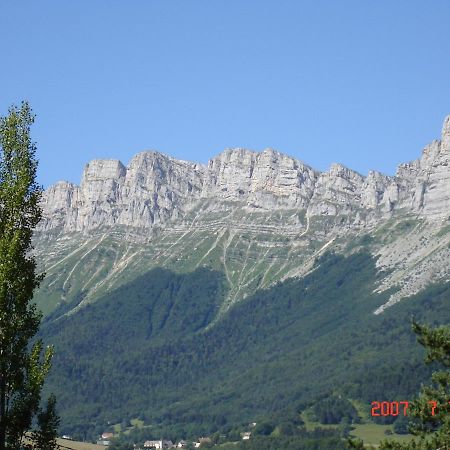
[371,400,450,416]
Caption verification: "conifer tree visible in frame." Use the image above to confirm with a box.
[0,102,57,449]
[31,394,60,450]
[348,321,450,449]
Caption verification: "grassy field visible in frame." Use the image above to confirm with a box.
[57,438,106,450]
[301,408,413,447]
[350,423,413,446]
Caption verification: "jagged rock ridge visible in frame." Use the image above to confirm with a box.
[34,116,450,318]
[40,116,450,232]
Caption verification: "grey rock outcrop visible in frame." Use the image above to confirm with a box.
[40,116,450,233]
[395,117,450,216]
[203,148,317,209]
[40,181,81,230]
[41,152,205,231]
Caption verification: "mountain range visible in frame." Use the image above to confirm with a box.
[34,116,450,441]
[35,115,450,316]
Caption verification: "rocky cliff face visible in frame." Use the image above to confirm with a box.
[41,152,205,231]
[40,116,450,233]
[34,116,450,318]
[395,117,450,216]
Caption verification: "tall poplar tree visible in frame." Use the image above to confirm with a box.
[0,102,57,449]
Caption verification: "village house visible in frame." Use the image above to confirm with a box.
[101,432,114,440]
[143,440,175,449]
[241,431,251,440]
[176,441,188,448]
[194,437,212,448]
[96,431,114,446]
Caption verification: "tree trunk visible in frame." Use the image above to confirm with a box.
[0,375,6,450]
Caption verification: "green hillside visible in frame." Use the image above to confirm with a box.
[39,251,449,441]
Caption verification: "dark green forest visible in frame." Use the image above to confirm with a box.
[207,428,348,450]
[38,251,450,443]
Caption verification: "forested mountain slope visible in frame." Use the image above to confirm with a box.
[30,116,450,443]
[39,251,449,440]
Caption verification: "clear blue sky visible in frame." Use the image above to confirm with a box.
[1,1,449,187]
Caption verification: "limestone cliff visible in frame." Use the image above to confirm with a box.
[40,116,450,233]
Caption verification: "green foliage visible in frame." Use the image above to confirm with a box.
[413,322,450,367]
[394,219,417,232]
[253,421,275,436]
[108,440,134,450]
[372,323,450,449]
[220,429,347,449]
[31,394,60,450]
[0,102,58,449]
[312,396,358,425]
[346,437,366,449]
[39,251,450,442]
[392,416,409,435]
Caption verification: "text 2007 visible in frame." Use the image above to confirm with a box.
[371,401,449,417]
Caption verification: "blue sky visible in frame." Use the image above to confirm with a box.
[1,1,449,187]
